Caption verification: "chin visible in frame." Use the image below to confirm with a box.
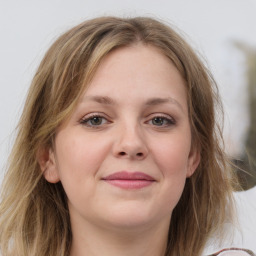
[99,204,168,231]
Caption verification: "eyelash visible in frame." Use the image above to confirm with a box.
[79,113,176,128]
[147,114,176,127]
[80,113,110,128]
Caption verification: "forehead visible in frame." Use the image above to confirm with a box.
[82,44,187,107]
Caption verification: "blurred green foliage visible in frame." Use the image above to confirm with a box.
[233,42,256,190]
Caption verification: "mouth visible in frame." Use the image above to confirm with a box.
[102,171,156,189]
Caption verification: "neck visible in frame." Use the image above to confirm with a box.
[69,217,170,256]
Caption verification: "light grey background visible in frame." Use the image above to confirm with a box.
[0,0,255,252]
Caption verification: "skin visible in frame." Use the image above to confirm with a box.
[40,44,200,256]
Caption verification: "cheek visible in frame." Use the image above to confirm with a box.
[150,136,191,209]
[55,131,111,179]
[153,137,191,176]
[54,131,112,209]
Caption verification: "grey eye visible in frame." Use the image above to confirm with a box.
[80,115,108,127]
[89,116,103,126]
[152,117,165,126]
[150,116,174,126]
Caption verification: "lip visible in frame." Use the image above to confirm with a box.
[102,171,156,189]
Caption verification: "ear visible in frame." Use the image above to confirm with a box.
[37,146,60,183]
[186,146,201,178]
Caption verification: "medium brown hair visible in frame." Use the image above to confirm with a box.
[0,16,236,256]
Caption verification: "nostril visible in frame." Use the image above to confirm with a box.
[136,152,143,157]
[119,152,126,156]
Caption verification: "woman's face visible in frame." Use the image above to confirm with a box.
[44,44,199,232]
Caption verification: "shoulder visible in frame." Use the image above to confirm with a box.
[208,248,255,256]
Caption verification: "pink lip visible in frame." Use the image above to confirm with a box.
[102,171,155,189]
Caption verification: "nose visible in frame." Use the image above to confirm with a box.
[112,124,148,160]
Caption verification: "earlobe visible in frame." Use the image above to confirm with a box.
[186,147,201,178]
[37,147,60,183]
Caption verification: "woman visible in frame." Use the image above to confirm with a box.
[0,16,253,256]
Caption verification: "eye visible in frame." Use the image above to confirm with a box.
[148,115,175,127]
[80,114,109,127]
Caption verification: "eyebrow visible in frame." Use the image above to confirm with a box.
[83,96,184,112]
[145,97,185,112]
[83,96,115,105]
